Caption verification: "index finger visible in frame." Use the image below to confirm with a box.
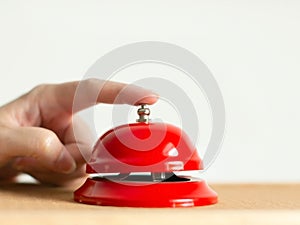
[51,79,158,114]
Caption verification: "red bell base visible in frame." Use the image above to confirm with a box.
[74,177,218,207]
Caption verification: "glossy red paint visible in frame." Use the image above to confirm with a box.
[74,122,217,207]
[74,177,217,207]
[86,123,202,173]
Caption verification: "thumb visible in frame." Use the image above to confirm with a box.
[1,127,76,174]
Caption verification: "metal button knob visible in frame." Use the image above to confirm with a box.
[136,104,150,123]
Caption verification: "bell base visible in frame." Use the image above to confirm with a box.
[74,177,217,207]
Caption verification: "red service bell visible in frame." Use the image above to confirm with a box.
[74,105,217,207]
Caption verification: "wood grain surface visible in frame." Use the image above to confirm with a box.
[0,182,299,225]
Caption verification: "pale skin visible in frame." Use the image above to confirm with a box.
[0,79,158,186]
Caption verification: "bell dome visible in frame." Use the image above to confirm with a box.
[86,122,203,174]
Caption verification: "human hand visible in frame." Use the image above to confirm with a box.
[0,79,158,186]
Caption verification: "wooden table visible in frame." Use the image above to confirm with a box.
[0,182,299,225]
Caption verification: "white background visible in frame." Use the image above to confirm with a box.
[0,0,299,183]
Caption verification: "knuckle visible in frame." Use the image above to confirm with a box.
[28,84,47,97]
[82,78,103,90]
[31,84,48,93]
[23,84,49,103]
[34,130,60,158]
[84,78,101,85]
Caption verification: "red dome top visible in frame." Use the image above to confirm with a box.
[86,122,202,173]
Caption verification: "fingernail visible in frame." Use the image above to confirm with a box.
[137,94,159,105]
[55,150,76,174]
